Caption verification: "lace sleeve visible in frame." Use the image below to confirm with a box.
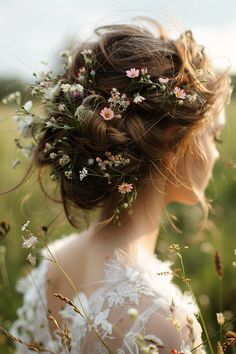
[9,260,57,354]
[118,295,206,353]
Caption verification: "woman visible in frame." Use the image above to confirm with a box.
[8,17,231,353]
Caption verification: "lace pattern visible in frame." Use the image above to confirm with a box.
[10,236,206,353]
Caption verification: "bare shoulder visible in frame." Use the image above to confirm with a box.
[46,229,90,285]
[45,231,88,330]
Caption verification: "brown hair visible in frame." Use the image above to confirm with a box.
[5,17,232,229]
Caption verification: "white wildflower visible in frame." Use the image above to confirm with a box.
[59,154,70,166]
[186,93,198,103]
[64,170,73,179]
[22,235,38,249]
[21,220,30,231]
[81,49,92,55]
[61,83,84,94]
[133,93,146,104]
[49,152,57,159]
[27,253,36,266]
[61,83,71,93]
[58,103,65,111]
[79,167,88,181]
[216,312,225,326]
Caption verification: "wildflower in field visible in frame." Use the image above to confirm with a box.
[216,312,225,326]
[22,235,38,249]
[21,220,30,231]
[26,253,36,266]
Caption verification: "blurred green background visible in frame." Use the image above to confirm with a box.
[0,78,235,353]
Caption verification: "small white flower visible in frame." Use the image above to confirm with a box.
[59,154,70,166]
[133,93,146,104]
[49,152,57,159]
[64,170,73,179]
[61,83,71,93]
[23,100,33,112]
[21,220,30,231]
[22,235,38,249]
[81,49,92,55]
[216,312,225,326]
[79,167,88,181]
[27,253,36,266]
[58,103,65,111]
[61,83,84,94]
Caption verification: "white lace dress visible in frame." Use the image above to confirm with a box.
[10,234,206,354]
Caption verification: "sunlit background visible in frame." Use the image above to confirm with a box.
[0,0,235,352]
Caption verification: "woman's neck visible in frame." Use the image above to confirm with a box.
[88,179,166,257]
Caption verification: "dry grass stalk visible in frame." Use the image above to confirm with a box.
[54,292,82,316]
[47,313,72,352]
[217,341,224,354]
[222,331,236,352]
[0,326,55,353]
[215,251,224,278]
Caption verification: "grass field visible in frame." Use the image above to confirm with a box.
[0,100,235,353]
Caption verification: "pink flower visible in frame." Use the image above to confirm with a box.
[126,68,140,78]
[141,67,148,75]
[71,91,81,98]
[118,182,133,194]
[100,107,114,120]
[79,66,86,73]
[159,77,169,84]
[173,87,187,99]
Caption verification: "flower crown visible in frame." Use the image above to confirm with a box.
[3,47,201,225]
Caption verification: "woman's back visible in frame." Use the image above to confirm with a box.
[10,231,206,353]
